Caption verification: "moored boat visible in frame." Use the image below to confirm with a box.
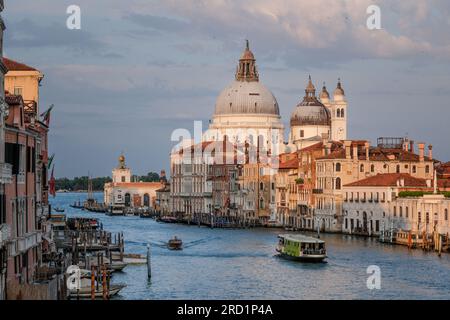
[276,234,326,263]
[54,207,65,213]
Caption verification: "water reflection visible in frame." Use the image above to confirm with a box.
[51,193,450,300]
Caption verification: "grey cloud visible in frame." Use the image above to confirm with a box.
[5,18,105,52]
[123,13,190,33]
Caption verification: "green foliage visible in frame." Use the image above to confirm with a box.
[398,191,450,198]
[55,176,112,191]
[55,172,161,191]
[295,178,304,185]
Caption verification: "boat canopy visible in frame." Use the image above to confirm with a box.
[278,234,325,244]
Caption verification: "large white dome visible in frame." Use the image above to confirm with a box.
[214,80,280,116]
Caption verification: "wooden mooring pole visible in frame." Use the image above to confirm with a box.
[147,243,151,279]
[91,266,95,300]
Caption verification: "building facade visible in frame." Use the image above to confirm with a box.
[104,154,164,212]
[1,56,50,299]
[0,0,11,300]
[314,138,435,233]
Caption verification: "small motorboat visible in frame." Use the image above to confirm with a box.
[54,207,65,213]
[168,236,183,250]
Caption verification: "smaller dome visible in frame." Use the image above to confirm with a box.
[290,76,331,127]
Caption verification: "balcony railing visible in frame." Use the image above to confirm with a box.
[312,189,323,194]
[7,231,42,257]
[0,163,12,184]
[0,224,11,246]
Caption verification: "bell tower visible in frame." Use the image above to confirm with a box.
[330,79,347,141]
[112,153,131,183]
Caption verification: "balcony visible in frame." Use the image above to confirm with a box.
[8,231,42,257]
[312,189,323,194]
[0,163,12,184]
[0,224,11,246]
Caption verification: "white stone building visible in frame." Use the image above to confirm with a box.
[204,41,284,154]
[289,77,347,151]
[104,155,164,212]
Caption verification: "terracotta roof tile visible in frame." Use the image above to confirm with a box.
[344,173,428,187]
[3,57,37,71]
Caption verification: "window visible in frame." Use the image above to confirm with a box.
[300,130,304,138]
[406,207,409,218]
[425,165,430,174]
[418,212,421,223]
[371,164,375,173]
[335,178,341,190]
[393,206,397,217]
[412,166,416,174]
[445,209,448,221]
[14,87,23,96]
[335,163,341,172]
[260,182,264,191]
[360,164,364,173]
[337,109,341,117]
[341,108,345,118]
[396,165,400,173]
[426,212,429,224]
[399,206,403,217]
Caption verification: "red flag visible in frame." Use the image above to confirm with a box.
[49,165,56,197]
[40,104,54,127]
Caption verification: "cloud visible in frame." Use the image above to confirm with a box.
[5,18,105,52]
[123,13,190,33]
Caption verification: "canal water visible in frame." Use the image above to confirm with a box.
[51,193,450,300]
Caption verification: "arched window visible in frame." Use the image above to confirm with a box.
[335,163,341,172]
[124,193,131,207]
[445,208,448,221]
[393,206,397,217]
[412,165,416,173]
[260,182,264,191]
[425,165,430,174]
[337,109,341,117]
[371,164,375,173]
[405,206,409,218]
[360,164,364,173]
[341,108,345,118]
[143,193,150,207]
[336,177,341,190]
[259,198,265,209]
[399,206,403,217]
[396,165,400,173]
[426,212,429,224]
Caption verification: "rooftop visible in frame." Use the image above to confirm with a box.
[344,173,428,188]
[3,57,38,72]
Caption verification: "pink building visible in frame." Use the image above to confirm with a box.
[1,57,50,299]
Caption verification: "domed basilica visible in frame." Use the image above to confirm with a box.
[204,41,347,153]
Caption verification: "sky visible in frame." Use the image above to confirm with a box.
[3,0,450,178]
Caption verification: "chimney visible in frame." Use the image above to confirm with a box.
[353,144,358,161]
[344,140,352,160]
[325,142,332,156]
[418,143,425,162]
[409,140,414,153]
[428,145,433,159]
[365,141,370,160]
